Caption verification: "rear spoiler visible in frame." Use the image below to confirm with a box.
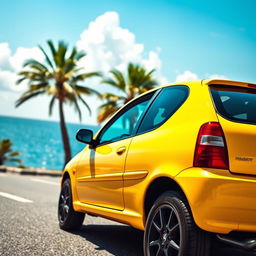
[203,79,256,89]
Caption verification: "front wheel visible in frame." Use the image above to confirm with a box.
[144,191,210,256]
[58,179,85,231]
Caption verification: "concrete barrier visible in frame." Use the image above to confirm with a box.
[0,165,62,177]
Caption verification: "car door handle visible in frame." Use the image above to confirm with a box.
[116,146,126,155]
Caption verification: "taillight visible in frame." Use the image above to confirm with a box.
[193,122,229,169]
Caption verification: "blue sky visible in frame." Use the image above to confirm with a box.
[0,0,255,124]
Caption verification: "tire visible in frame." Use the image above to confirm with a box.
[144,191,210,256]
[58,179,85,231]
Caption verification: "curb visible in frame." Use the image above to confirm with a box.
[0,165,62,177]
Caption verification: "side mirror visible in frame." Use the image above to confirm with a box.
[76,129,94,145]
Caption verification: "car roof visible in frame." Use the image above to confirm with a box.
[161,79,256,88]
[128,79,256,104]
[203,79,256,89]
[101,79,256,126]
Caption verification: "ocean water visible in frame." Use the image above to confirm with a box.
[0,115,99,170]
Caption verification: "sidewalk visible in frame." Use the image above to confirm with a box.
[0,165,62,177]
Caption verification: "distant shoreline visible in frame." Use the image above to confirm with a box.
[0,165,62,177]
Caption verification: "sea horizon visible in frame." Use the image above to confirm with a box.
[0,114,97,127]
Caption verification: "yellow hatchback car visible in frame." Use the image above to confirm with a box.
[58,79,256,256]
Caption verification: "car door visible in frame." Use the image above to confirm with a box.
[124,86,190,204]
[75,92,155,210]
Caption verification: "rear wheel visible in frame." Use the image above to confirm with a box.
[144,191,210,256]
[58,179,85,230]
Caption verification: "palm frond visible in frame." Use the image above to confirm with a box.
[56,40,68,68]
[100,93,125,101]
[47,40,59,67]
[49,96,56,116]
[17,71,49,85]
[97,101,119,123]
[127,63,158,91]
[146,69,156,76]
[5,158,22,163]
[38,44,54,69]
[72,97,82,121]
[63,59,75,74]
[18,70,43,80]
[109,69,126,91]
[23,59,49,72]
[98,62,158,123]
[74,85,101,97]
[72,72,102,83]
[47,40,57,59]
[64,67,83,78]
[0,139,22,165]
[0,139,12,155]
[102,78,119,87]
[74,51,86,61]
[15,90,45,107]
[8,151,21,157]
[46,85,58,96]
[23,83,48,94]
[139,79,158,91]
[77,94,91,115]
[69,47,77,60]
[63,82,75,95]
[16,76,27,85]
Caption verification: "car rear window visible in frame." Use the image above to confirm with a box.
[210,84,256,125]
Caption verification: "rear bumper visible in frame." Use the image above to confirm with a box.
[175,167,256,234]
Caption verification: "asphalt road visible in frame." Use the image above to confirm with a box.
[0,173,255,256]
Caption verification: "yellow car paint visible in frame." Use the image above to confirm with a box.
[63,79,256,234]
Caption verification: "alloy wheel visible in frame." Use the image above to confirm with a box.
[58,184,70,223]
[147,204,182,256]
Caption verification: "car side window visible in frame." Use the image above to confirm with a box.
[98,92,154,145]
[137,86,189,133]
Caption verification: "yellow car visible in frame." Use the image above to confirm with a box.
[58,79,256,256]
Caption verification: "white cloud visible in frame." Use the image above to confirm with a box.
[175,70,199,82]
[0,42,44,92]
[207,74,229,80]
[1,12,165,94]
[77,11,164,81]
[0,70,16,91]
[10,46,44,71]
[175,70,229,83]
[0,43,13,71]
[142,51,161,72]
[0,9,232,125]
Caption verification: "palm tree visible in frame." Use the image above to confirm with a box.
[98,63,158,123]
[16,40,101,166]
[0,139,22,165]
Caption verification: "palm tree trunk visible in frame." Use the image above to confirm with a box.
[58,98,71,168]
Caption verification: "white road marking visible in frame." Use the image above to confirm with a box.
[0,173,6,177]
[30,178,59,186]
[0,192,33,203]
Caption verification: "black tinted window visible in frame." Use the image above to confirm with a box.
[138,86,189,133]
[210,85,256,124]
[98,93,153,144]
